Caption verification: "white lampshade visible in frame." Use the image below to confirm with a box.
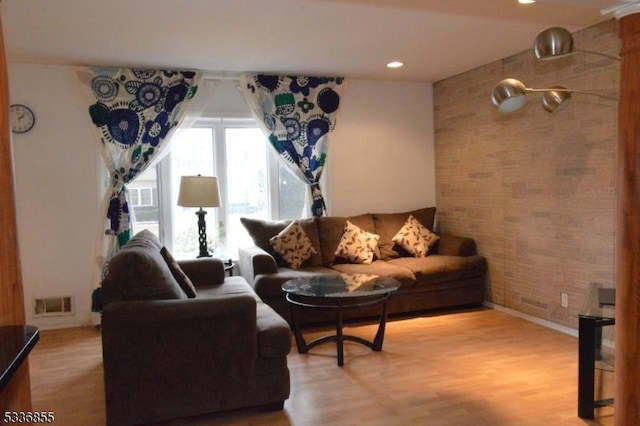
[177,176,221,208]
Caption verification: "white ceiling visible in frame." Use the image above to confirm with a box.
[0,0,628,82]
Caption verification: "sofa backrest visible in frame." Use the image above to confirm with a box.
[240,207,437,268]
[102,230,187,306]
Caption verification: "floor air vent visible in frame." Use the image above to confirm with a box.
[34,296,73,317]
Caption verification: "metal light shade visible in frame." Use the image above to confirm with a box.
[533,27,574,60]
[491,78,528,113]
[541,87,572,113]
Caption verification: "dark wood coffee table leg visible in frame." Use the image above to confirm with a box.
[372,299,389,351]
[289,301,308,354]
[285,292,393,366]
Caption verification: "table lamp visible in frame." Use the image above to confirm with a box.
[177,175,221,258]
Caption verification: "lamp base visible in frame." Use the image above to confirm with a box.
[195,208,212,258]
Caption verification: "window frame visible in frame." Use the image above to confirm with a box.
[154,118,300,256]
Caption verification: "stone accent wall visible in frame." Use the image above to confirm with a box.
[434,20,619,329]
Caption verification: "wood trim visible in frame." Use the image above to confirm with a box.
[615,11,640,426]
[0,10,32,411]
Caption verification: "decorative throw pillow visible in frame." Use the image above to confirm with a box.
[373,207,436,259]
[269,221,317,269]
[392,215,439,258]
[160,246,197,298]
[334,220,381,265]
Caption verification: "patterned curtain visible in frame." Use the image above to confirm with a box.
[77,67,200,255]
[240,74,344,217]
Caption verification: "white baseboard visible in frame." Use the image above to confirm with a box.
[484,302,615,349]
[484,301,579,337]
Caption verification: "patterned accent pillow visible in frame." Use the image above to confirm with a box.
[392,215,440,258]
[160,246,197,298]
[334,220,381,265]
[269,221,317,269]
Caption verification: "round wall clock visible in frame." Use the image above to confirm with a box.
[10,104,36,133]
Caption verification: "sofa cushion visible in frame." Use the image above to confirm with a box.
[373,207,437,259]
[103,232,187,305]
[269,220,317,269]
[196,276,262,301]
[387,255,487,285]
[392,215,439,258]
[253,267,339,299]
[160,246,197,298]
[334,220,380,264]
[330,260,416,287]
[317,213,375,266]
[241,217,322,267]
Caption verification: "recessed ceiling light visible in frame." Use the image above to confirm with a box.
[387,61,404,69]
[518,0,536,4]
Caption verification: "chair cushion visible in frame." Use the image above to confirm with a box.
[196,276,261,300]
[102,231,187,305]
[121,229,163,251]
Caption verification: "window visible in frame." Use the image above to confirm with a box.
[128,119,306,259]
[130,188,154,207]
[129,167,159,237]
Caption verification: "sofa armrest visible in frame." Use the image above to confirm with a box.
[178,257,225,287]
[238,245,278,284]
[435,234,478,256]
[101,296,259,425]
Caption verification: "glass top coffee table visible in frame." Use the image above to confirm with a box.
[282,274,400,366]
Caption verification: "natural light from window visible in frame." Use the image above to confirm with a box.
[170,128,216,258]
[223,127,269,256]
[128,121,307,261]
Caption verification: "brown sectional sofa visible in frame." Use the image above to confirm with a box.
[238,207,487,324]
[100,230,291,426]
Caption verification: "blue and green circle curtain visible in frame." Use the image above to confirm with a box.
[240,74,344,217]
[78,67,200,252]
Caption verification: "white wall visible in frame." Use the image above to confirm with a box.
[326,80,436,216]
[8,63,100,329]
[8,64,436,329]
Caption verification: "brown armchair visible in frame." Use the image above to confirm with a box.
[101,230,291,425]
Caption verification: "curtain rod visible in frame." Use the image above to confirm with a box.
[202,72,242,81]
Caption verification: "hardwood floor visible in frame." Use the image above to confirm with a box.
[28,308,614,425]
